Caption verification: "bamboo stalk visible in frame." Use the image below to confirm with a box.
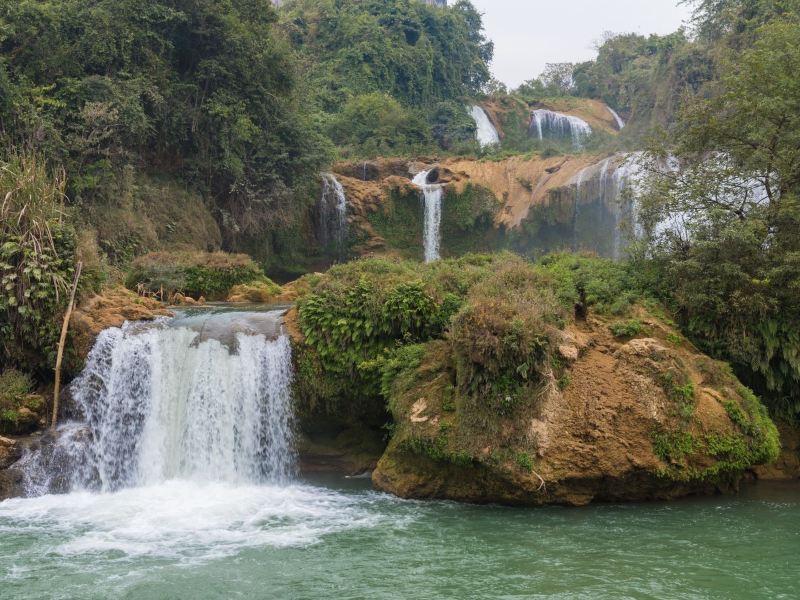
[51,261,82,429]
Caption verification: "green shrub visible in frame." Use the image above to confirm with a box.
[536,253,644,315]
[610,320,644,338]
[516,452,534,472]
[0,153,78,372]
[0,369,33,404]
[125,252,267,300]
[0,368,43,434]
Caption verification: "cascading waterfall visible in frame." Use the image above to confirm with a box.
[570,153,643,258]
[607,106,626,130]
[530,109,592,149]
[469,105,500,148]
[17,310,295,496]
[413,170,443,262]
[317,174,349,257]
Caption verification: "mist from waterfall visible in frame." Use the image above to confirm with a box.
[569,153,643,259]
[413,170,443,263]
[18,311,295,496]
[469,105,500,148]
[530,109,592,149]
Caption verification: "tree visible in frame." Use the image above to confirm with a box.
[638,18,800,418]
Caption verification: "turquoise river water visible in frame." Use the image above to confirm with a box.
[1,478,798,600]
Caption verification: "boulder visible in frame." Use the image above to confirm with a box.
[373,314,779,506]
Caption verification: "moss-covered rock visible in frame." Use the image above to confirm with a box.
[0,369,45,435]
[374,312,779,506]
[289,253,780,506]
[125,251,269,300]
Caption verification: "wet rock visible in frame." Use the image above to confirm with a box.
[0,436,21,469]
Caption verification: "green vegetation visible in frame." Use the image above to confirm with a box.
[635,3,800,420]
[516,452,534,473]
[294,253,640,430]
[0,153,83,374]
[282,0,492,157]
[0,368,44,434]
[0,0,330,269]
[610,320,644,339]
[125,252,272,300]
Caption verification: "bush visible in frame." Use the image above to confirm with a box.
[610,320,644,338]
[0,368,43,434]
[0,153,78,373]
[125,252,267,300]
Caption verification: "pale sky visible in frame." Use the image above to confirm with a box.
[469,0,695,88]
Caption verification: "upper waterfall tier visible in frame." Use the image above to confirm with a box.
[470,105,500,148]
[530,109,592,149]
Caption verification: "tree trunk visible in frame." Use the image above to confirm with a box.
[51,261,82,430]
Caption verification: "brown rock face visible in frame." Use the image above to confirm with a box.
[373,311,777,506]
[70,286,172,362]
[0,436,21,470]
[0,436,23,500]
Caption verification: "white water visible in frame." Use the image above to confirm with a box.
[607,106,626,130]
[318,174,348,255]
[570,153,644,258]
[0,481,380,560]
[469,105,500,148]
[18,311,295,495]
[530,109,592,149]
[0,310,400,563]
[413,170,443,262]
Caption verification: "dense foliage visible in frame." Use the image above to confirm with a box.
[0,0,330,246]
[125,251,272,300]
[282,0,492,156]
[637,5,800,419]
[0,153,77,374]
[294,253,647,421]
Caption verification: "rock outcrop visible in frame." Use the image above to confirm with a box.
[0,436,23,500]
[70,286,171,362]
[372,310,780,506]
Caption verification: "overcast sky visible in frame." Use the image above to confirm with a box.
[469,0,694,88]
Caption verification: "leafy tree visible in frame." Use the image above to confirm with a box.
[328,93,433,157]
[638,17,800,419]
[0,0,330,245]
[282,0,492,155]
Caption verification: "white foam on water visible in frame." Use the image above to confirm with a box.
[0,481,385,560]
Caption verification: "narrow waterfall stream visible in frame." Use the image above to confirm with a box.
[607,106,626,130]
[469,105,500,148]
[413,170,443,262]
[317,173,349,259]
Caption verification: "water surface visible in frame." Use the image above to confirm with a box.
[1,479,797,599]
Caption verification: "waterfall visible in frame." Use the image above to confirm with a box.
[530,109,592,149]
[317,174,348,257]
[607,106,626,130]
[570,153,643,258]
[413,170,443,263]
[17,310,295,496]
[469,105,500,148]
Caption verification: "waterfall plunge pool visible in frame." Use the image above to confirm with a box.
[0,479,798,599]
[1,309,798,599]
